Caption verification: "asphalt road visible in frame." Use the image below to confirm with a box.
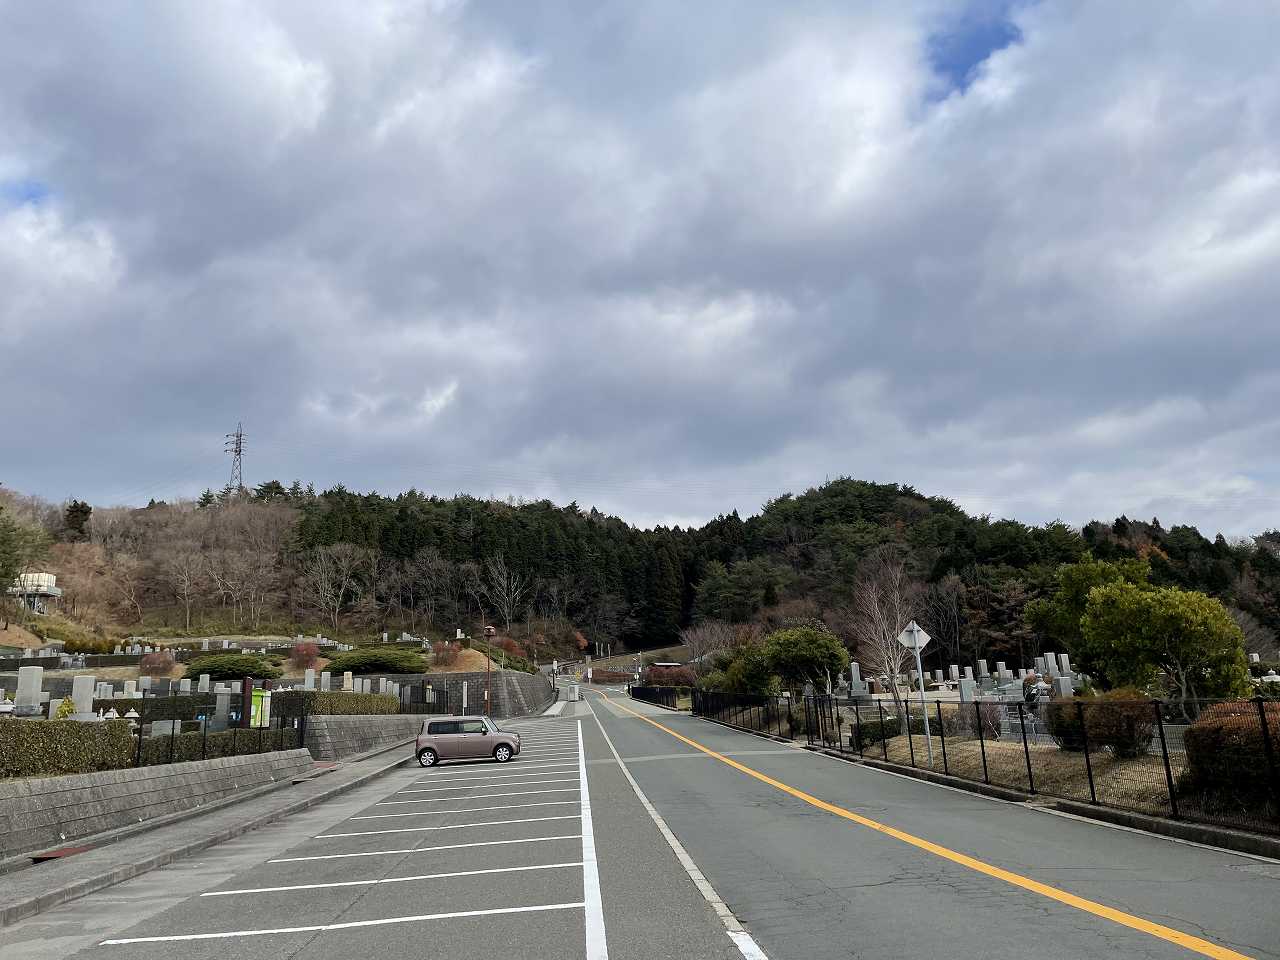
[585,688,1279,960]
[4,691,1277,960]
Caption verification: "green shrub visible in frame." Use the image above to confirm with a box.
[185,653,282,682]
[851,713,926,750]
[1182,700,1280,794]
[1046,689,1154,757]
[93,694,220,720]
[0,720,135,777]
[272,690,400,716]
[325,648,426,675]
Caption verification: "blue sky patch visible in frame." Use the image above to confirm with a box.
[927,1,1024,95]
[1,177,51,206]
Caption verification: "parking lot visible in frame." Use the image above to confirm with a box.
[2,710,747,960]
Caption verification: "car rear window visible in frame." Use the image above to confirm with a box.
[427,721,459,735]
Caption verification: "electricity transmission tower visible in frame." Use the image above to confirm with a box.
[224,422,246,494]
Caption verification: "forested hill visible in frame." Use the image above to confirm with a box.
[6,478,1277,667]
[286,479,1280,663]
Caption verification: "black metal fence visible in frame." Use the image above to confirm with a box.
[691,690,799,739]
[629,685,682,709]
[398,681,452,715]
[802,695,1280,837]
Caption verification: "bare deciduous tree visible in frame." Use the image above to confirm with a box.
[484,554,528,635]
[919,573,965,666]
[851,546,918,728]
[680,620,735,673]
[299,543,367,629]
[158,544,205,631]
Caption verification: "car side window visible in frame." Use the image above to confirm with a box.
[459,720,488,734]
[428,721,458,735]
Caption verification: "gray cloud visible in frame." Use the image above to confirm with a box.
[2,0,1279,535]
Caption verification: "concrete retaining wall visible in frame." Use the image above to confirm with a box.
[304,715,422,761]
[383,669,556,719]
[0,749,313,861]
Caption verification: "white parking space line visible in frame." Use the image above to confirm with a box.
[579,719,609,959]
[377,788,580,805]
[412,768,578,784]
[202,862,584,897]
[100,902,587,944]
[269,834,583,863]
[398,778,579,794]
[352,800,580,820]
[431,760,577,772]
[316,814,582,839]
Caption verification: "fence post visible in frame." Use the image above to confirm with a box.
[878,700,888,760]
[906,702,917,767]
[1077,701,1097,805]
[1017,702,1035,794]
[135,719,144,767]
[976,702,990,784]
[168,689,177,764]
[852,704,864,757]
[201,716,208,761]
[1154,700,1179,819]
[1254,697,1278,815]
[231,724,238,756]
[936,702,948,774]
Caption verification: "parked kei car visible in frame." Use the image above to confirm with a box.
[416,715,522,767]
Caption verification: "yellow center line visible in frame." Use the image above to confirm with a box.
[589,688,1253,960]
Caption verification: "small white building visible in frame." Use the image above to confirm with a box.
[8,572,63,615]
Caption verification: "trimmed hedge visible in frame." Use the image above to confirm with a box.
[93,694,219,721]
[273,690,400,716]
[1,719,135,778]
[325,648,426,675]
[185,653,282,682]
[1045,691,1155,758]
[138,726,302,765]
[1182,700,1280,794]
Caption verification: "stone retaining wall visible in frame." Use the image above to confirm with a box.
[0,749,313,861]
[383,669,556,719]
[304,715,422,761]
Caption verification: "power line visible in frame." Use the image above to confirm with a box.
[224,422,246,493]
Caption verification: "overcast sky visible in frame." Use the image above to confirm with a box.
[3,1,1279,535]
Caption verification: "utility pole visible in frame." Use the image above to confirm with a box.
[224,422,246,494]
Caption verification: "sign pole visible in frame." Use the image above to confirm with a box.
[898,621,934,767]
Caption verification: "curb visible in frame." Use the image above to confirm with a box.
[692,713,798,745]
[0,740,415,928]
[1052,799,1280,860]
[831,751,1031,803]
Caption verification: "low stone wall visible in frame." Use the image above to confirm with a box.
[381,669,556,719]
[0,749,313,861]
[304,715,422,761]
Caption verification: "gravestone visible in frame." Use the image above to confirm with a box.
[201,640,210,651]
[958,678,977,702]
[197,673,211,693]
[996,661,1006,674]
[138,677,152,693]
[231,680,242,694]
[948,665,960,682]
[151,719,180,736]
[343,671,354,692]
[963,666,974,680]
[113,645,123,655]
[15,669,44,715]
[1034,656,1047,675]
[1044,652,1060,677]
[1249,652,1260,664]
[47,698,65,718]
[179,678,192,694]
[933,669,944,683]
[303,669,316,691]
[70,675,97,718]
[319,671,331,692]
[123,679,137,698]
[222,639,231,649]
[382,632,388,643]
[1053,676,1075,698]
[1057,653,1072,676]
[977,660,989,677]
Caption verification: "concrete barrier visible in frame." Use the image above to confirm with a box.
[0,749,314,861]
[304,715,422,760]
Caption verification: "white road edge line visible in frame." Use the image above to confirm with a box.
[316,814,582,838]
[100,902,587,944]
[586,697,768,960]
[200,862,584,897]
[377,788,580,805]
[268,834,583,863]
[579,718,609,960]
[352,800,580,820]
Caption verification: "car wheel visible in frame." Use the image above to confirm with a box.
[494,744,512,763]
[417,748,438,768]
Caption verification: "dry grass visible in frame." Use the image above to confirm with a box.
[427,647,498,674]
[0,623,44,649]
[46,664,186,680]
[281,656,331,679]
[853,733,1183,815]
